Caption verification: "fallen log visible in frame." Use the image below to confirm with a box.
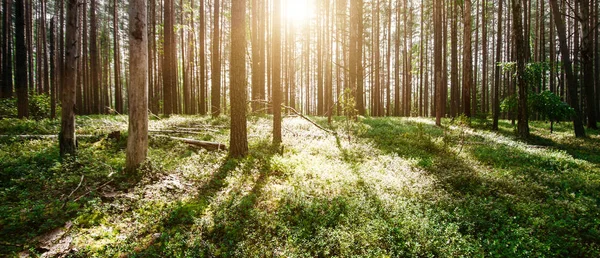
[153,135,228,151]
[0,135,96,139]
[148,129,204,135]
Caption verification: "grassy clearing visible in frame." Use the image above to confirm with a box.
[1,115,599,257]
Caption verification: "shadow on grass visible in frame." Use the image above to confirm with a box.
[131,139,281,257]
[359,117,600,257]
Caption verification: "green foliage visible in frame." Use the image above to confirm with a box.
[500,95,518,114]
[0,98,17,118]
[0,94,57,120]
[530,91,574,123]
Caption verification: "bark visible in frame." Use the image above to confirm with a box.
[512,0,529,138]
[462,0,473,117]
[481,0,488,113]
[211,0,221,117]
[435,0,443,125]
[549,0,585,137]
[273,0,282,145]
[493,0,503,130]
[90,0,101,114]
[114,0,123,114]
[60,0,79,157]
[2,0,13,98]
[577,0,597,129]
[15,0,28,118]
[163,0,174,114]
[229,0,248,157]
[451,0,459,117]
[126,0,149,171]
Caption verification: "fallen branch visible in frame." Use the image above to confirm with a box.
[72,179,114,203]
[0,135,96,139]
[148,129,204,135]
[63,175,85,203]
[154,135,228,151]
[281,105,337,135]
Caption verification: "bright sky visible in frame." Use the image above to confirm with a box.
[282,0,315,25]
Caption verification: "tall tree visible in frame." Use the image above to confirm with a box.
[434,0,443,125]
[114,0,123,114]
[2,0,13,98]
[577,0,597,129]
[511,0,529,138]
[450,0,459,117]
[272,0,282,145]
[549,0,585,137]
[229,0,248,157]
[126,0,149,171]
[211,0,221,117]
[163,0,174,114]
[462,0,473,117]
[90,0,101,113]
[60,0,79,157]
[15,0,28,118]
[492,0,503,130]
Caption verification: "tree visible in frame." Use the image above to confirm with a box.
[126,0,149,171]
[434,0,443,125]
[1,0,13,99]
[229,0,248,157]
[211,0,221,117]
[272,0,282,145]
[60,0,79,157]
[576,0,597,129]
[90,0,100,114]
[511,0,529,138]
[492,0,503,130]
[462,0,472,117]
[549,0,585,137]
[450,0,459,117]
[163,0,174,115]
[15,0,28,118]
[114,0,123,114]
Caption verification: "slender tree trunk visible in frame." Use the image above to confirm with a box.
[272,0,282,144]
[211,0,221,117]
[126,0,149,171]
[15,0,28,118]
[114,0,122,114]
[482,0,488,114]
[50,18,57,119]
[512,0,529,138]
[549,0,585,137]
[462,0,473,117]
[493,0,503,130]
[394,0,400,116]
[435,0,443,125]
[577,0,597,129]
[451,0,458,117]
[1,0,13,98]
[199,0,206,115]
[60,0,79,157]
[230,0,248,157]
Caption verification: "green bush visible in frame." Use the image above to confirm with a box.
[530,91,574,132]
[0,98,17,118]
[0,94,56,120]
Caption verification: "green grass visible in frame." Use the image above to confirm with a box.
[1,115,599,257]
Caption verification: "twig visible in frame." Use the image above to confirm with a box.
[281,104,337,135]
[61,175,85,208]
[72,179,114,203]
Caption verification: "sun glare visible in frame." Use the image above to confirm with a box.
[283,0,314,25]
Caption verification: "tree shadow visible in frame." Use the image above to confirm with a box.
[129,139,280,257]
[358,118,600,256]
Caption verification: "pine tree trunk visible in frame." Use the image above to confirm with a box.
[512,0,530,138]
[114,0,122,114]
[493,0,503,130]
[163,0,174,115]
[211,0,221,117]
[126,0,149,171]
[15,0,28,118]
[1,0,13,98]
[60,0,79,157]
[229,0,248,157]
[434,0,442,125]
[451,0,458,117]
[577,0,597,129]
[462,0,473,117]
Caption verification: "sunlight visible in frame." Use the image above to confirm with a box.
[282,0,314,25]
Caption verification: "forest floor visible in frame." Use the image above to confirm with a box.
[1,114,600,257]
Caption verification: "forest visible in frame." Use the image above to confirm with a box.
[1,0,600,256]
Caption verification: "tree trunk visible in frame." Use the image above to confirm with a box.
[492,0,503,130]
[462,0,473,117]
[549,0,585,137]
[512,0,530,138]
[126,0,149,171]
[211,0,221,117]
[163,0,174,115]
[229,0,248,157]
[114,0,123,114]
[2,0,13,99]
[15,0,28,118]
[60,0,79,157]
[451,0,458,117]
[577,0,597,129]
[434,0,443,125]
